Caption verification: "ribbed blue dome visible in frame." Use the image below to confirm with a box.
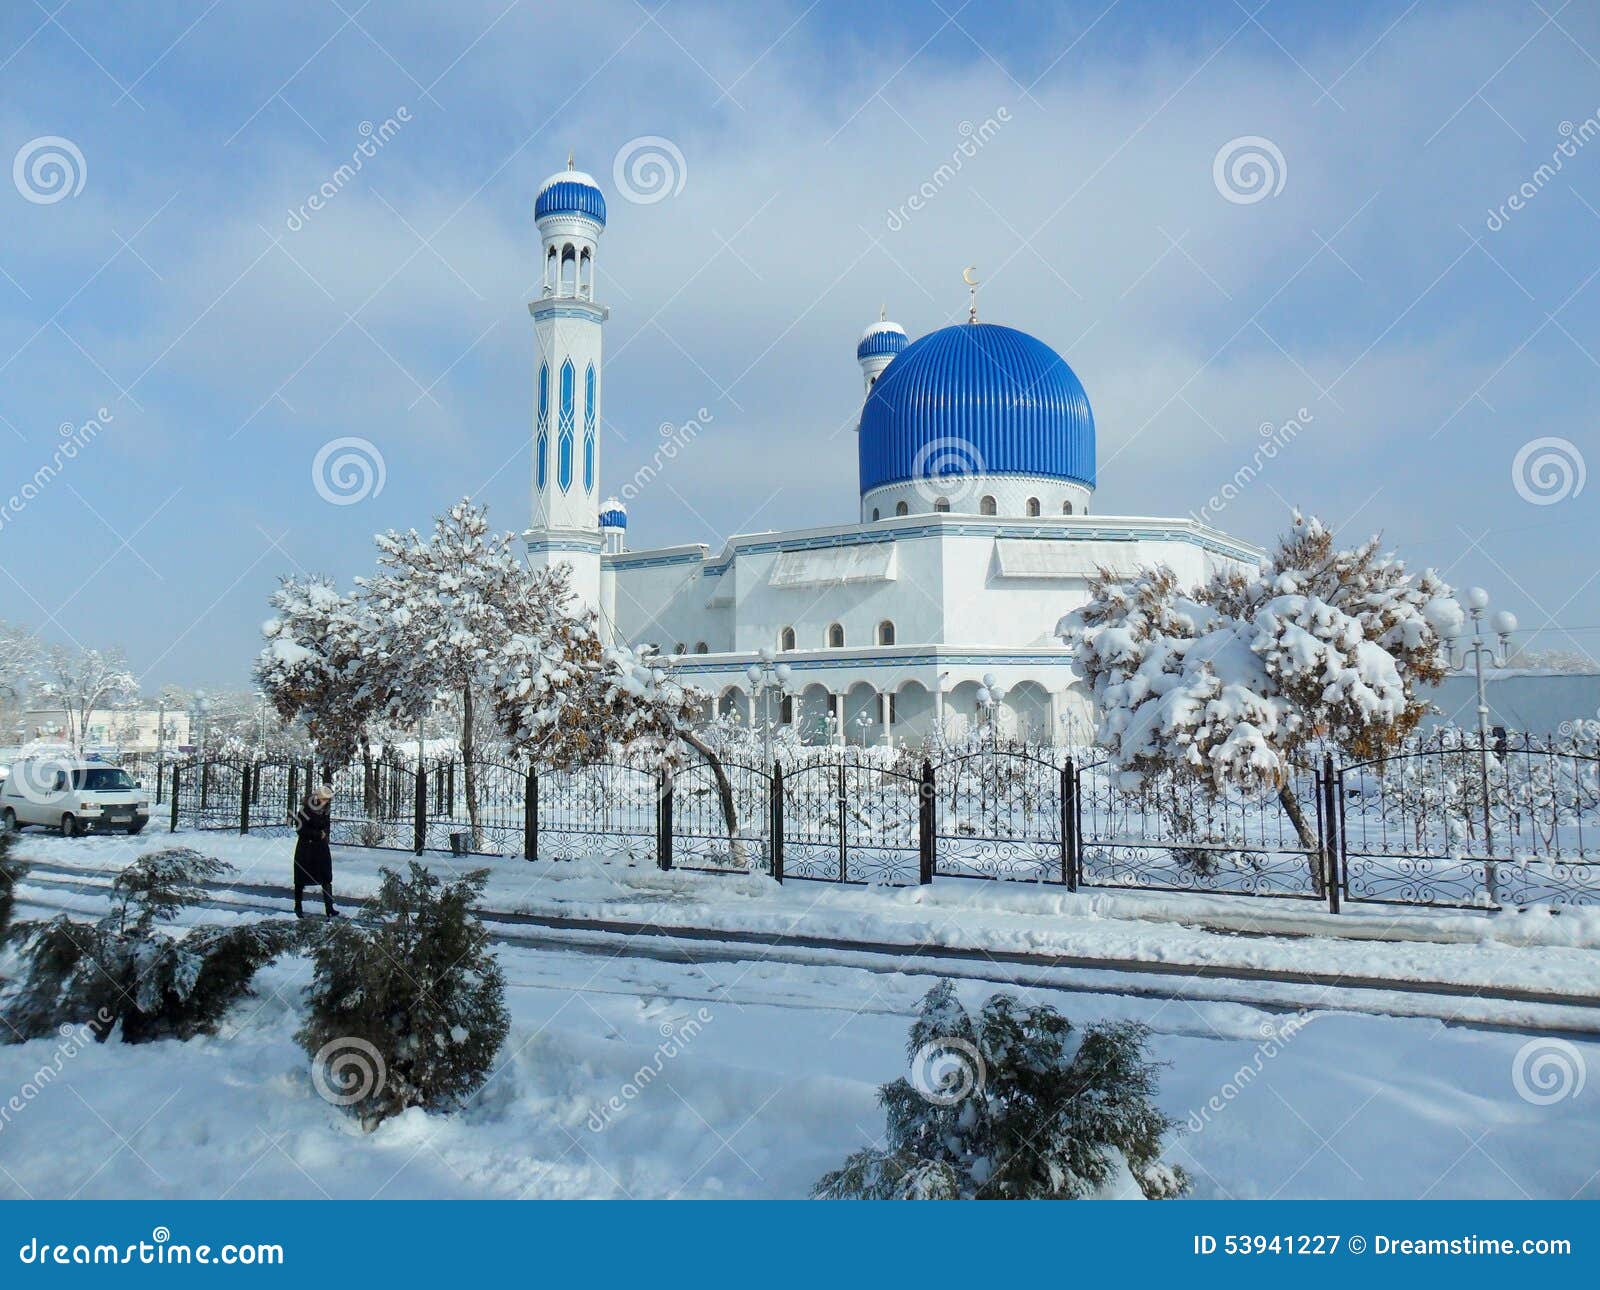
[535,171,607,227]
[858,322,1095,494]
[857,323,907,361]
[598,506,627,529]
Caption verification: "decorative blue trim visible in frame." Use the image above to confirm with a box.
[663,648,1075,676]
[557,359,575,493]
[529,301,608,322]
[583,362,596,494]
[535,363,549,492]
[528,534,604,555]
[604,548,710,572]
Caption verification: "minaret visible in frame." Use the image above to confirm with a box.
[526,155,608,619]
[856,306,906,394]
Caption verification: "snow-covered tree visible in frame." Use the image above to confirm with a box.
[1060,512,1461,848]
[0,828,24,943]
[257,576,382,772]
[815,981,1187,1200]
[0,619,41,704]
[297,862,508,1129]
[358,499,573,845]
[37,645,138,750]
[495,618,748,863]
[2,849,297,1043]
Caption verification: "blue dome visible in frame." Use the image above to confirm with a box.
[857,322,907,361]
[535,170,607,227]
[598,506,627,529]
[858,322,1095,495]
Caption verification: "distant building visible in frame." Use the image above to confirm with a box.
[18,707,191,755]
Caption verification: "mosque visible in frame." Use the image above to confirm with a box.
[524,158,1263,745]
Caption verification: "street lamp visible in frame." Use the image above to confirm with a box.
[1442,587,1516,892]
[976,672,1006,746]
[746,650,793,768]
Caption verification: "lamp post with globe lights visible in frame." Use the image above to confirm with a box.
[745,650,793,769]
[977,673,1006,746]
[1442,587,1516,890]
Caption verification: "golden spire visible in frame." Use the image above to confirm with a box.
[567,147,575,169]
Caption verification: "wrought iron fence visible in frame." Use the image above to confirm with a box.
[156,737,1600,912]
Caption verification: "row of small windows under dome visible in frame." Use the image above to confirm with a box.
[668,622,898,655]
[868,495,1082,520]
[534,358,598,495]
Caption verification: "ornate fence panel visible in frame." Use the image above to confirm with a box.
[325,757,423,851]
[538,761,660,865]
[420,759,529,857]
[246,761,304,836]
[670,759,771,874]
[932,746,1067,883]
[779,753,922,884]
[1338,737,1600,908]
[170,759,249,832]
[1075,759,1325,898]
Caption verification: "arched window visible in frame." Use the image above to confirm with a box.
[673,642,686,655]
[1062,501,1074,515]
[934,497,951,513]
[827,623,844,648]
[871,507,880,521]
[980,495,997,516]
[895,500,908,516]
[780,626,796,651]
[535,363,549,491]
[694,641,709,654]
[878,620,895,646]
[1026,497,1041,517]
[557,359,576,492]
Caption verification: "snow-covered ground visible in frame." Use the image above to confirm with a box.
[2,829,1597,1200]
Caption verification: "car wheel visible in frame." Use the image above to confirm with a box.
[60,812,79,838]
[1,808,16,832]
[127,821,145,836]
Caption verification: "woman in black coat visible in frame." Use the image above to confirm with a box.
[292,786,340,918]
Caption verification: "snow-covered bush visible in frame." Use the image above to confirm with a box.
[815,981,1187,1200]
[0,827,23,941]
[297,862,508,1129]
[2,848,297,1043]
[1060,511,1459,847]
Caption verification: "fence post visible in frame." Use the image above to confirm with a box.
[1062,757,1078,892]
[1322,753,1341,915]
[169,764,181,833]
[413,761,426,855]
[770,762,784,883]
[155,762,164,806]
[288,764,299,822]
[657,771,673,871]
[919,759,935,885]
[240,763,251,835]
[524,767,538,862]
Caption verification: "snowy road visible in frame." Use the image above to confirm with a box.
[2,833,1598,1200]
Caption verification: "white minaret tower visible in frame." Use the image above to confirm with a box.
[526,154,608,618]
[856,306,906,394]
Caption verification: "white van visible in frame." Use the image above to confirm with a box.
[0,755,150,836]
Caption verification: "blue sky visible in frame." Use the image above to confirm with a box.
[2,0,1598,687]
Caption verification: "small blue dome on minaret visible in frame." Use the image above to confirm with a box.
[857,308,906,394]
[535,154,607,228]
[598,497,627,529]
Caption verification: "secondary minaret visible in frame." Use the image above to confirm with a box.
[526,154,608,616]
[856,305,906,394]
